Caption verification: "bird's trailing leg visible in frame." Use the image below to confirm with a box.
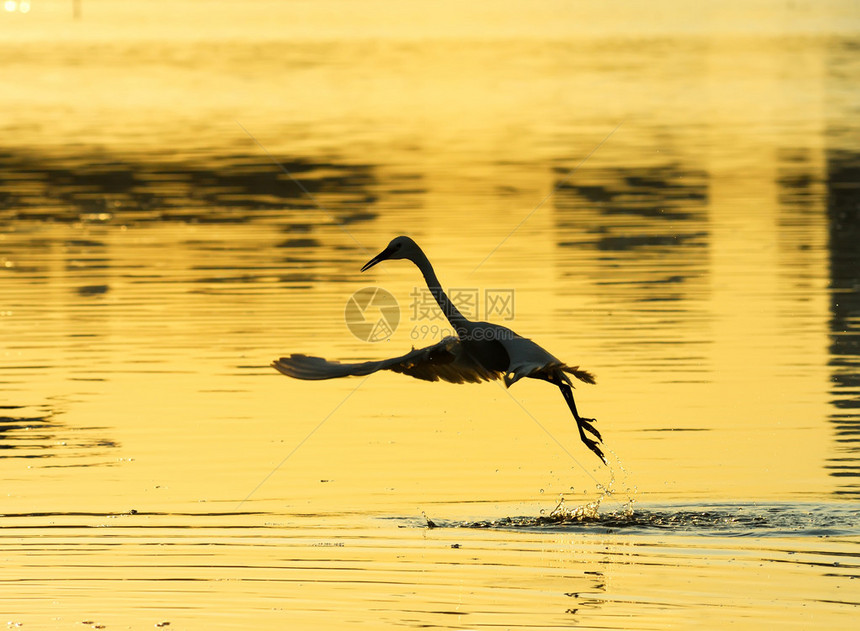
[556,381,605,464]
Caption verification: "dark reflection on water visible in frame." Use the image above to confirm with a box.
[0,510,265,523]
[0,404,119,467]
[0,146,411,309]
[554,159,709,268]
[552,156,710,379]
[0,148,381,224]
[827,148,860,495]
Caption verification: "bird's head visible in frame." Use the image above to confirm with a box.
[361,235,420,272]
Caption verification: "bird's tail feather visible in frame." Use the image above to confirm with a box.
[562,365,596,385]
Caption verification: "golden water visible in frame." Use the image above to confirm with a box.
[1,1,859,629]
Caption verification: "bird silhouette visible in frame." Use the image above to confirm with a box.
[273,236,605,463]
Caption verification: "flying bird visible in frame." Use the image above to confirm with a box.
[273,236,605,463]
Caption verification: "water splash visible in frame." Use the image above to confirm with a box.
[431,502,860,537]
[413,451,858,536]
[546,445,638,521]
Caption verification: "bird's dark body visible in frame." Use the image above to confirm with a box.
[459,323,511,372]
[273,236,605,463]
[463,338,508,373]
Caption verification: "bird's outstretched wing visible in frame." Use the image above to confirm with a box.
[273,336,503,384]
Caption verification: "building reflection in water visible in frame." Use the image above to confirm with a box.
[826,147,860,495]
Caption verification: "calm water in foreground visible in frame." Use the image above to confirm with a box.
[1,1,859,629]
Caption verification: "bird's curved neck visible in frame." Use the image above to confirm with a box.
[412,248,469,333]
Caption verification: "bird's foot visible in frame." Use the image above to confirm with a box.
[577,416,601,442]
[576,416,605,464]
[581,435,607,465]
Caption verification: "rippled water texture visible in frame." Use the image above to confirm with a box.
[1,1,859,629]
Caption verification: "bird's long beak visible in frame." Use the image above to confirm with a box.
[360,246,393,272]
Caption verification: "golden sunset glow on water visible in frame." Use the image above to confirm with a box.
[1,1,859,629]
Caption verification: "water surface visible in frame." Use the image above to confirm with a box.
[1,1,859,629]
